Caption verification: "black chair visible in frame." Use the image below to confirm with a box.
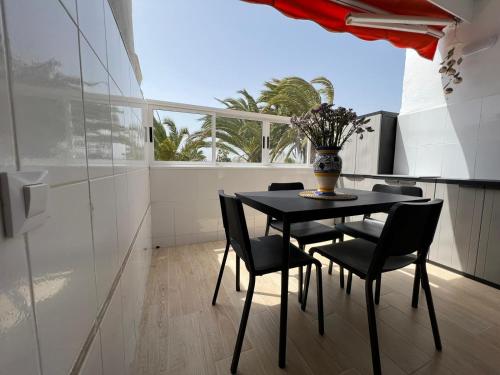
[212,190,325,374]
[265,182,345,301]
[304,199,443,375]
[335,184,423,305]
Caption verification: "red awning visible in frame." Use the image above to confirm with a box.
[244,0,454,59]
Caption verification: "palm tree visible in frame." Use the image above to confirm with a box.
[260,76,335,163]
[154,117,208,161]
[259,76,334,116]
[192,76,335,163]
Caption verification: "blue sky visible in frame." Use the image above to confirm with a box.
[133,0,406,115]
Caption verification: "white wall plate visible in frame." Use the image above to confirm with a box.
[0,170,49,237]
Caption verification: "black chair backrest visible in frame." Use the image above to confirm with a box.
[369,199,443,276]
[266,182,304,227]
[268,182,304,191]
[218,190,254,271]
[366,184,423,218]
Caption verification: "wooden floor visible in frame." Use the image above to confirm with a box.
[134,240,500,375]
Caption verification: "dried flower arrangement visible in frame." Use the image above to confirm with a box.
[440,46,464,95]
[290,103,373,149]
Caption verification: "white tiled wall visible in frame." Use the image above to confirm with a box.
[394,96,500,179]
[395,1,500,180]
[150,166,319,247]
[0,1,151,375]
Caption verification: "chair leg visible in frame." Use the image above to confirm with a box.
[301,264,312,312]
[374,275,381,305]
[236,256,241,292]
[365,279,382,375]
[315,263,324,335]
[230,275,256,374]
[420,263,442,351]
[339,266,345,288]
[212,241,230,305]
[328,260,334,275]
[328,238,337,275]
[298,244,305,303]
[412,263,421,308]
[346,271,353,294]
[298,267,303,303]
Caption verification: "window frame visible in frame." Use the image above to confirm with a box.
[147,100,312,168]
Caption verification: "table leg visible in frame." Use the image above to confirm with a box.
[279,219,290,368]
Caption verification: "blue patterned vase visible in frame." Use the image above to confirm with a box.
[313,146,342,196]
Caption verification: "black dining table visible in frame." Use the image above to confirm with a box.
[235,188,428,368]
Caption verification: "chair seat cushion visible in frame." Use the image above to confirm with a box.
[311,238,417,278]
[270,220,343,245]
[336,218,384,243]
[250,235,320,275]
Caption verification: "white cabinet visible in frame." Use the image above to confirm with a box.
[429,183,483,274]
[341,112,397,175]
[475,188,500,284]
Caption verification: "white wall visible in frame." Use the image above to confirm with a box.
[0,1,151,375]
[150,166,325,247]
[394,0,500,179]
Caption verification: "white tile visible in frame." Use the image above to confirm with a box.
[99,283,126,375]
[414,107,448,146]
[79,334,103,375]
[4,0,88,186]
[28,182,97,375]
[441,143,475,179]
[151,202,175,237]
[415,144,443,177]
[80,38,113,179]
[475,94,500,179]
[119,270,137,375]
[195,169,221,201]
[104,2,130,97]
[90,177,119,308]
[173,202,196,235]
[150,168,197,203]
[152,236,175,248]
[110,80,128,175]
[59,0,77,21]
[175,233,199,246]
[196,199,219,233]
[197,231,219,243]
[127,170,148,235]
[0,9,15,172]
[0,216,41,375]
[114,173,132,262]
[444,99,481,144]
[77,0,107,64]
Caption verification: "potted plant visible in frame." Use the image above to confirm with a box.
[291,103,373,196]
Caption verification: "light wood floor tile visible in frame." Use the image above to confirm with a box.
[134,241,500,374]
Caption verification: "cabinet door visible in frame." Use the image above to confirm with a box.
[430,183,483,273]
[355,114,381,175]
[340,135,357,174]
[476,189,500,284]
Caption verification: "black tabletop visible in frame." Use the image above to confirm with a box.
[236,188,428,222]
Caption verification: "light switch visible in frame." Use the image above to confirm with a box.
[24,183,48,218]
[0,171,49,237]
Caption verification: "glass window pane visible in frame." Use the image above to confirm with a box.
[216,117,262,163]
[270,123,307,164]
[153,110,212,162]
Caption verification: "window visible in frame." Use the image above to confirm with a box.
[269,122,307,164]
[215,117,262,163]
[149,102,311,167]
[153,110,212,162]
